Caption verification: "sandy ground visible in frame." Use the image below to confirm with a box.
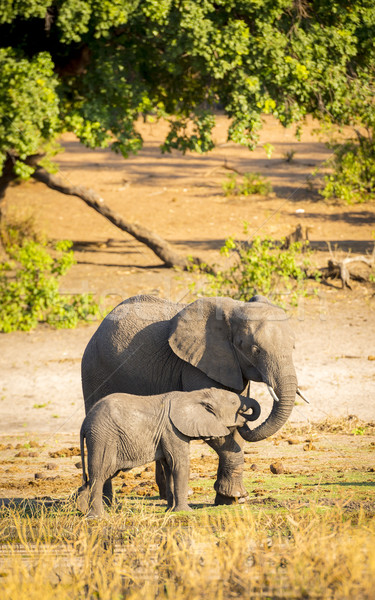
[0,116,374,440]
[0,297,374,437]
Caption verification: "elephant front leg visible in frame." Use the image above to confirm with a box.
[206,429,248,506]
[162,439,191,512]
[170,460,191,512]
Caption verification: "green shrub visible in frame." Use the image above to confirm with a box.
[190,229,317,305]
[222,173,238,196]
[0,238,101,332]
[222,172,272,197]
[320,137,375,204]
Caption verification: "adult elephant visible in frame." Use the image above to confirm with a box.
[81,294,303,505]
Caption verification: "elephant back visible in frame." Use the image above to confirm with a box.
[81,295,185,412]
[107,295,184,324]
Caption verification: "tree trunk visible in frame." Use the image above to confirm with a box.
[28,167,209,271]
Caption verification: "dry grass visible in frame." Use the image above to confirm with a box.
[0,500,374,599]
[1,425,374,599]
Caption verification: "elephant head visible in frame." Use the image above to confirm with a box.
[169,388,261,439]
[168,295,299,442]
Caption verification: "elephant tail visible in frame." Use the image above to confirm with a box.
[80,424,88,486]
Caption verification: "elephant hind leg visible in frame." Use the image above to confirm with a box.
[103,479,113,506]
[77,478,113,517]
[87,478,105,518]
[155,460,168,500]
[86,442,115,517]
[76,483,90,514]
[159,458,174,509]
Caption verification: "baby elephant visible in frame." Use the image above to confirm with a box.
[77,388,260,517]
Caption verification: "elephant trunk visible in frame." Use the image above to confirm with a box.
[239,395,261,422]
[238,372,297,443]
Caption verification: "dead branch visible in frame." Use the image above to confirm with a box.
[222,161,243,176]
[203,161,243,178]
[32,167,212,272]
[312,253,375,289]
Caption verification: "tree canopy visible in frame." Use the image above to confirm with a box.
[1,0,374,179]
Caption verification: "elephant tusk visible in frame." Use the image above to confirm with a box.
[297,387,310,404]
[267,385,280,403]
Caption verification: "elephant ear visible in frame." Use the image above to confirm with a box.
[169,391,231,439]
[168,298,243,390]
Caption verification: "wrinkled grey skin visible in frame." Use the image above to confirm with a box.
[77,388,260,518]
[81,294,298,505]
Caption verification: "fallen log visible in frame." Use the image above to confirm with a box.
[1,152,212,272]
[308,251,375,289]
[31,167,212,272]
[321,255,374,289]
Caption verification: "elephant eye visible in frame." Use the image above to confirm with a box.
[251,345,260,355]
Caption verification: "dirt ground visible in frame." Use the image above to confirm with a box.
[0,115,374,473]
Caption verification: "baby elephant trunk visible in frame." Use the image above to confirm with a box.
[238,395,261,422]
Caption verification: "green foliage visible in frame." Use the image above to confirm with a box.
[1,1,375,174]
[221,173,237,196]
[0,48,60,176]
[191,229,316,305]
[161,112,216,154]
[320,136,375,204]
[222,172,273,197]
[263,143,274,159]
[352,426,368,436]
[0,237,101,332]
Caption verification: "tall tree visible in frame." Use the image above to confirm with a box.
[1,1,374,261]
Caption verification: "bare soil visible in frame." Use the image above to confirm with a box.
[0,116,374,502]
[0,430,373,510]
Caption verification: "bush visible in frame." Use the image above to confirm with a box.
[190,229,317,306]
[320,137,375,204]
[222,172,272,197]
[0,236,101,332]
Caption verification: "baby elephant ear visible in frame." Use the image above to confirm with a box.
[169,392,231,439]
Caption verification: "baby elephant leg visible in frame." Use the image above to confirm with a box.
[76,483,90,514]
[160,458,174,509]
[155,460,168,500]
[103,479,113,506]
[171,462,191,511]
[87,478,105,518]
[164,441,192,512]
[85,440,116,517]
